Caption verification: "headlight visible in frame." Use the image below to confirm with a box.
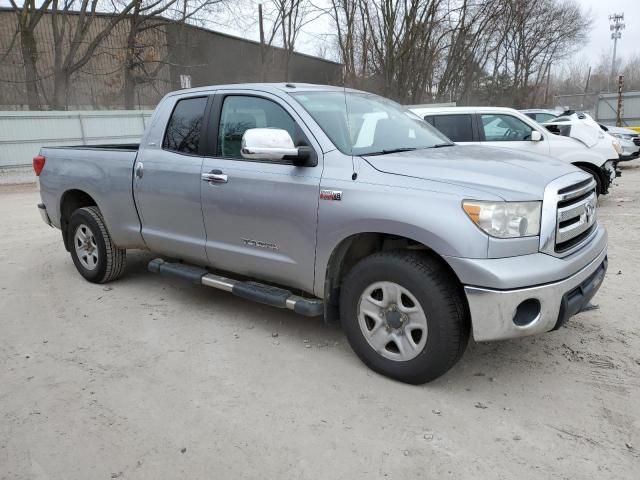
[610,132,634,140]
[612,140,622,154]
[462,201,541,238]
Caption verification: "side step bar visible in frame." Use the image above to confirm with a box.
[148,258,324,317]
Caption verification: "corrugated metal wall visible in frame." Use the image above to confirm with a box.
[596,92,640,127]
[0,110,152,168]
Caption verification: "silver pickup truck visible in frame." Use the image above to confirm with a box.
[35,83,608,384]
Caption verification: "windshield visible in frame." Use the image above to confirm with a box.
[534,112,557,123]
[291,91,451,156]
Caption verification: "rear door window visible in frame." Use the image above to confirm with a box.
[162,97,208,154]
[430,114,473,142]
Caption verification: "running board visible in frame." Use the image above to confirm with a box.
[148,258,324,317]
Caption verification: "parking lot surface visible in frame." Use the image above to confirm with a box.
[1,164,639,479]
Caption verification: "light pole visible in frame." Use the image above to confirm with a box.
[609,13,625,88]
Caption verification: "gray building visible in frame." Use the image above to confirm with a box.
[0,8,343,111]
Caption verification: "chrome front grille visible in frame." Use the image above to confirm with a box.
[540,173,598,258]
[555,190,597,251]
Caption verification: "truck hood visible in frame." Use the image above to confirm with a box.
[543,118,619,157]
[543,119,603,148]
[363,145,581,201]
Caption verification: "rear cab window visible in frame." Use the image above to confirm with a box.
[162,97,208,154]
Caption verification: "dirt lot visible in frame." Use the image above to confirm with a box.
[1,164,639,480]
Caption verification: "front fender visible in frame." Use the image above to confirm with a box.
[313,180,489,297]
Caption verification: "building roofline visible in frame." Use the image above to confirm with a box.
[0,6,343,66]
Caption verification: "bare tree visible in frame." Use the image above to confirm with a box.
[47,0,146,109]
[8,0,54,109]
[121,0,180,109]
[261,0,318,81]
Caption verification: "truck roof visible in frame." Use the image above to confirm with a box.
[164,83,356,98]
[409,106,523,115]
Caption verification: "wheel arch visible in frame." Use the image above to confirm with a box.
[322,232,466,324]
[60,189,98,251]
[572,162,607,194]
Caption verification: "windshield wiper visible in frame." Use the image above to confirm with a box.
[430,143,455,148]
[364,147,418,156]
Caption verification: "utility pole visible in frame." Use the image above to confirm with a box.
[259,3,266,81]
[583,66,591,94]
[609,13,625,91]
[616,75,624,127]
[543,62,552,107]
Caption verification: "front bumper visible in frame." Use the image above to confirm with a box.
[37,203,53,227]
[619,150,640,161]
[602,161,617,187]
[463,244,607,342]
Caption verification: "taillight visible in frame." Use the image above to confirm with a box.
[33,155,45,176]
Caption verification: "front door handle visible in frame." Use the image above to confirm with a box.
[135,162,144,179]
[202,169,228,184]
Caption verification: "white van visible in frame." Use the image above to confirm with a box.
[409,106,619,195]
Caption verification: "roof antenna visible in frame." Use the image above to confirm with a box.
[342,76,358,181]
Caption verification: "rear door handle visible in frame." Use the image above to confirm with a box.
[135,162,144,179]
[202,169,228,184]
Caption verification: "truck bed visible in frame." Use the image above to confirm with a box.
[38,145,144,249]
[43,143,140,151]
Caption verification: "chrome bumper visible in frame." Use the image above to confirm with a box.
[465,245,607,342]
[37,203,52,227]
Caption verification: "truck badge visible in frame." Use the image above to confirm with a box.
[585,202,595,224]
[320,189,342,201]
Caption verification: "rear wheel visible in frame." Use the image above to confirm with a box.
[68,206,126,283]
[340,251,469,384]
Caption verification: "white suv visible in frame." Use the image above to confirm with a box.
[409,106,619,195]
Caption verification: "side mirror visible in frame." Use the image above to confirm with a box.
[530,130,543,141]
[241,128,313,166]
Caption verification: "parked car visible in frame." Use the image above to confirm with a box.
[35,84,607,384]
[520,109,559,123]
[543,111,626,171]
[410,106,618,195]
[601,124,640,160]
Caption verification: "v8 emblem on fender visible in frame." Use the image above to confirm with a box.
[320,189,342,201]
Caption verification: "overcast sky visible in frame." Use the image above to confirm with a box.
[2,0,639,68]
[578,0,640,65]
[259,0,640,69]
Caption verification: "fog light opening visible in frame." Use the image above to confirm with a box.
[513,298,541,327]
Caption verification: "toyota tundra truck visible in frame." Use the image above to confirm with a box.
[35,83,608,384]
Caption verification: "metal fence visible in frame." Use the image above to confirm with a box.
[552,91,640,127]
[0,110,152,168]
[596,92,640,127]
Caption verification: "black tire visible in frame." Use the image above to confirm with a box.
[340,251,469,384]
[67,206,126,283]
[579,166,603,196]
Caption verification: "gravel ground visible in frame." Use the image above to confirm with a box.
[1,164,639,479]
[0,166,35,186]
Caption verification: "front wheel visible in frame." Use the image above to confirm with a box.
[68,206,126,283]
[578,166,603,196]
[340,251,470,384]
